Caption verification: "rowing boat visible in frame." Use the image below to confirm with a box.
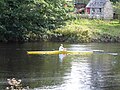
[27,50,93,55]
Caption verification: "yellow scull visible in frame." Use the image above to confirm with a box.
[27,51,93,55]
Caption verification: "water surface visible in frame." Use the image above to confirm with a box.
[0,42,120,90]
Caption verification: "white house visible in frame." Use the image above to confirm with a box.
[86,0,113,19]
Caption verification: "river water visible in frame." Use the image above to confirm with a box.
[0,42,120,90]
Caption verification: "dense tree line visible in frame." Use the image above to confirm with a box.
[0,0,67,42]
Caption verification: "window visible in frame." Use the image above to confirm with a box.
[92,8,95,12]
[99,8,101,12]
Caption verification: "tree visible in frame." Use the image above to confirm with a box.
[0,0,67,42]
[110,0,119,3]
[113,1,120,23]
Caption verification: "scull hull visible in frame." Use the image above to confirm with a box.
[27,51,93,55]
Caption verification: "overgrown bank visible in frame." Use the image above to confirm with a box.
[0,0,120,43]
[47,19,120,43]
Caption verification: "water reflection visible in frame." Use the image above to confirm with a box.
[59,54,66,63]
[62,56,92,90]
[0,43,120,90]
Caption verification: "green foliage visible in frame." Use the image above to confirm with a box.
[48,19,120,43]
[48,19,92,43]
[113,2,120,23]
[0,0,119,43]
[51,28,91,43]
[110,0,119,3]
[0,0,67,42]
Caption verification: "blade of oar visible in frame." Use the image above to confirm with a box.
[92,50,118,56]
[92,50,104,52]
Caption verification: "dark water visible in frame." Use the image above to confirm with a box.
[0,42,120,90]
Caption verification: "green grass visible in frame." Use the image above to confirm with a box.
[50,19,120,43]
[67,19,120,36]
[89,19,120,36]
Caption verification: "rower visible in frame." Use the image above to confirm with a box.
[59,44,66,51]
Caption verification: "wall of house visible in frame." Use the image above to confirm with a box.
[87,8,104,19]
[103,1,113,19]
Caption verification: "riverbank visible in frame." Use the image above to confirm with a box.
[0,19,120,43]
[47,19,120,43]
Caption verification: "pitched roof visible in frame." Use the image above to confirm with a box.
[86,0,108,8]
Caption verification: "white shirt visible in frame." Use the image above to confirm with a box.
[59,46,64,51]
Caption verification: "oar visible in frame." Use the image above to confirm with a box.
[92,50,118,56]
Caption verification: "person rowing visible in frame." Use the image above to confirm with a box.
[59,44,67,62]
[59,44,66,51]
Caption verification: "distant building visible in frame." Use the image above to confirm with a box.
[74,0,89,14]
[65,0,73,3]
[74,0,89,4]
[74,3,86,14]
[86,0,113,19]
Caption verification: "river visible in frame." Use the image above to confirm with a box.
[0,42,120,90]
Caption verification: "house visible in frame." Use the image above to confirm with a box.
[73,0,90,14]
[74,3,86,14]
[74,0,89,4]
[65,0,73,3]
[86,0,113,19]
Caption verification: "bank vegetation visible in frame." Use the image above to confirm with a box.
[47,19,120,43]
[0,0,120,43]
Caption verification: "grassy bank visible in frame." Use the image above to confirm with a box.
[47,19,120,43]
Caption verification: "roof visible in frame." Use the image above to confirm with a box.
[86,0,108,8]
